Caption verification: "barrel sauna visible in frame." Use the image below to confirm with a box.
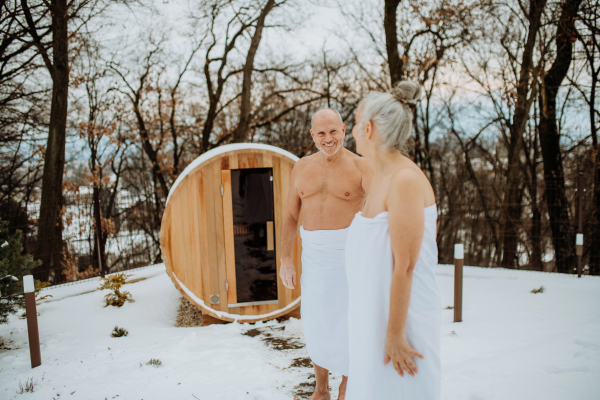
[160,144,302,324]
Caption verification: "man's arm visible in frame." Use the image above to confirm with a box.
[279,160,303,289]
[356,157,374,195]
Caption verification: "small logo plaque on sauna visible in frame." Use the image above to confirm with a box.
[160,144,303,325]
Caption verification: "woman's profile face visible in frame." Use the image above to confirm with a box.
[352,107,367,156]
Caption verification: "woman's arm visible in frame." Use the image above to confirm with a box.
[384,169,426,376]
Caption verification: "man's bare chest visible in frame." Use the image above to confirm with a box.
[295,164,364,201]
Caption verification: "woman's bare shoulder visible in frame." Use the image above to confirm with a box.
[389,166,435,206]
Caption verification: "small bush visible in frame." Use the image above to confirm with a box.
[0,221,42,324]
[531,286,545,294]
[111,326,128,337]
[99,272,134,307]
[16,377,36,393]
[146,358,162,367]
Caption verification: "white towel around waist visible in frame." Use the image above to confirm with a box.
[299,225,350,375]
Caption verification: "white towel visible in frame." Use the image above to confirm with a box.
[344,207,441,399]
[299,225,350,376]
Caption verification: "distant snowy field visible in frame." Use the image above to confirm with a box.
[1,264,599,400]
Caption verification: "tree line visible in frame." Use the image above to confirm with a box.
[0,0,598,283]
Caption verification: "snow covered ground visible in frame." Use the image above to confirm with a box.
[1,264,599,400]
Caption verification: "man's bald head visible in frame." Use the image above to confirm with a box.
[310,108,346,157]
[311,108,344,129]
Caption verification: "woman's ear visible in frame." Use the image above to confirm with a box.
[365,120,373,140]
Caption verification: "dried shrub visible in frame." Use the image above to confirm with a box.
[61,246,99,283]
[175,297,203,327]
[111,326,128,337]
[531,286,545,294]
[145,358,162,367]
[16,377,36,393]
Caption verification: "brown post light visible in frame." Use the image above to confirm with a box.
[454,244,464,323]
[576,234,584,277]
[23,275,41,368]
[577,173,583,278]
[93,187,106,278]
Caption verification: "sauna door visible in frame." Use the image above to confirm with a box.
[221,168,278,306]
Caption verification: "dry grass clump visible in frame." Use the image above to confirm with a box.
[16,377,36,393]
[111,326,128,337]
[146,358,162,367]
[175,297,203,327]
[531,286,545,294]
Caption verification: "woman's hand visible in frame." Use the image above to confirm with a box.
[384,332,424,377]
[279,259,296,289]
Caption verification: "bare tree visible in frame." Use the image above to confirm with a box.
[384,0,404,85]
[20,0,70,281]
[538,0,583,273]
[232,0,278,142]
[19,0,120,281]
[574,0,600,274]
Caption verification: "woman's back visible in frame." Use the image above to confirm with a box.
[346,80,441,399]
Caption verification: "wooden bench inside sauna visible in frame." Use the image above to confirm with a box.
[160,144,302,325]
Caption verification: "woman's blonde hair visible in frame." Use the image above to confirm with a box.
[357,81,422,155]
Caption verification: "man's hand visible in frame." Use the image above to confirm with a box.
[279,259,296,289]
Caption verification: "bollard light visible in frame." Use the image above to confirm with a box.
[576,233,584,277]
[453,244,464,323]
[23,275,35,293]
[23,275,41,368]
[454,244,464,260]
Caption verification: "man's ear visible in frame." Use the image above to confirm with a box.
[310,129,315,140]
[341,124,347,135]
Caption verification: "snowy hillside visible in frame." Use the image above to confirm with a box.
[1,264,599,400]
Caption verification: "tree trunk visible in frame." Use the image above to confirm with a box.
[36,0,69,282]
[93,185,106,277]
[499,0,547,268]
[585,25,599,275]
[201,103,218,153]
[232,0,276,143]
[384,0,404,86]
[591,146,600,275]
[538,0,582,274]
[530,128,543,270]
[133,106,170,200]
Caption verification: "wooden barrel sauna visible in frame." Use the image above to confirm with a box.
[160,144,302,324]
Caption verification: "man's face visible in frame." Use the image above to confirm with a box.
[310,110,346,156]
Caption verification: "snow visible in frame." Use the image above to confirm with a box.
[1,264,599,399]
[172,272,301,322]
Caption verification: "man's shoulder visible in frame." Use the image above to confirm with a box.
[349,153,373,175]
[292,153,318,174]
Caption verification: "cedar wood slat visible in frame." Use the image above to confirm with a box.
[221,170,237,304]
[197,170,212,305]
[212,161,229,312]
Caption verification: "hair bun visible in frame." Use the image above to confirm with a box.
[391,81,423,106]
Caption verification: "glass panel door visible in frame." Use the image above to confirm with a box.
[229,168,277,304]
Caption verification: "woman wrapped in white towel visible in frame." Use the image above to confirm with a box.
[344,81,442,399]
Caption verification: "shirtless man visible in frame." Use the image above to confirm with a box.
[279,108,373,400]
